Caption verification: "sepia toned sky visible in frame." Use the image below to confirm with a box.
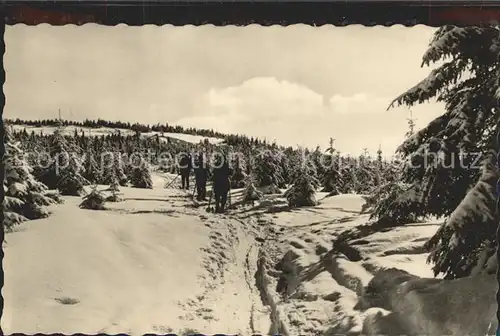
[5,24,444,156]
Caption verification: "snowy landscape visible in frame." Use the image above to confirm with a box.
[3,25,500,335]
[1,122,446,335]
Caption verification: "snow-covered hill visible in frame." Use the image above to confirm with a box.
[2,171,449,335]
[10,124,226,146]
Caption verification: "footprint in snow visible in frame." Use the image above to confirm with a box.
[54,296,80,305]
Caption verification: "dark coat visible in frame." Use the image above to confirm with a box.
[179,154,192,172]
[212,161,232,193]
[194,154,209,183]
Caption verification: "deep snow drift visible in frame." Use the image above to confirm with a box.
[2,172,443,335]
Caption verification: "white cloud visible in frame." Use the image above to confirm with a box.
[175,76,445,156]
[328,93,393,115]
[196,77,324,116]
[5,25,443,155]
[178,77,324,130]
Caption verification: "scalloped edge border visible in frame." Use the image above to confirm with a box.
[3,2,500,335]
[1,13,5,336]
[5,2,500,27]
[496,111,500,336]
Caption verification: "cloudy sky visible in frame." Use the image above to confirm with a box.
[5,24,444,156]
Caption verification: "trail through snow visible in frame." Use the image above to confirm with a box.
[2,172,446,335]
[2,173,266,335]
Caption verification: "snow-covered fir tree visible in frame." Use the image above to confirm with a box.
[425,150,498,278]
[351,148,377,194]
[57,153,88,196]
[80,186,107,210]
[82,145,101,184]
[373,145,385,186]
[129,155,153,189]
[253,147,285,194]
[373,26,500,279]
[377,145,383,163]
[100,152,115,185]
[108,173,120,193]
[310,146,326,186]
[243,147,253,176]
[43,127,88,196]
[230,152,247,189]
[3,137,59,230]
[334,156,356,194]
[366,126,416,220]
[366,180,421,224]
[287,148,320,188]
[101,152,128,186]
[278,147,293,186]
[106,172,123,202]
[366,147,416,223]
[274,146,289,189]
[322,138,344,195]
[285,148,320,208]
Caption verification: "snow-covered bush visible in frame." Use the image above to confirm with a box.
[129,156,153,189]
[242,174,263,202]
[285,150,319,208]
[80,187,107,210]
[106,174,123,202]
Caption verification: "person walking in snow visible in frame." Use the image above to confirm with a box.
[194,151,209,201]
[178,151,192,190]
[212,152,232,213]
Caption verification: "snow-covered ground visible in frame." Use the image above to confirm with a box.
[10,125,225,146]
[2,172,442,335]
[239,192,442,336]
[150,131,225,145]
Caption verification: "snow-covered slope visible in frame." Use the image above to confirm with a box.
[10,125,225,146]
[149,131,224,145]
[234,193,442,336]
[2,171,446,335]
[3,174,266,334]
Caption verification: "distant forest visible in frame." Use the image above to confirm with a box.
[5,117,276,149]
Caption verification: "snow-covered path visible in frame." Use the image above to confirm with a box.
[2,174,266,335]
[2,173,446,335]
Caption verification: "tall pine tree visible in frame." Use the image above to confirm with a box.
[377,26,500,278]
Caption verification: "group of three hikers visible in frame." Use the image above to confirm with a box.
[177,150,232,214]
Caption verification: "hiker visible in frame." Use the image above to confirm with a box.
[178,152,192,190]
[194,151,209,201]
[212,153,233,213]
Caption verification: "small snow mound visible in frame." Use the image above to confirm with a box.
[151,173,168,189]
[318,194,368,213]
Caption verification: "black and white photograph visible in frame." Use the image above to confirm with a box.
[2,24,499,335]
